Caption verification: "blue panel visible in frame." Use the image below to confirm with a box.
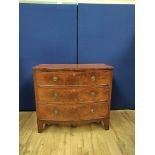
[19,4,77,111]
[78,4,135,109]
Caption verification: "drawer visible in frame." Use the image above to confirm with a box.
[37,102,108,121]
[37,87,78,103]
[37,86,109,103]
[78,86,109,102]
[36,70,112,86]
[78,70,112,85]
[36,71,80,85]
[38,86,109,104]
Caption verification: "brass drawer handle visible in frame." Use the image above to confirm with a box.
[91,91,96,97]
[53,110,59,115]
[52,76,59,81]
[91,75,96,81]
[53,92,59,98]
[90,108,95,113]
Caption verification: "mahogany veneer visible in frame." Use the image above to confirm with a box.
[33,64,113,133]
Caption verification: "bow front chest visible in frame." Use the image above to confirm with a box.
[33,64,113,133]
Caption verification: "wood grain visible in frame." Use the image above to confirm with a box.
[36,70,112,85]
[19,110,135,155]
[37,86,109,103]
[37,102,108,121]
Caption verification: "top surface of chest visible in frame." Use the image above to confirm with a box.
[33,64,113,71]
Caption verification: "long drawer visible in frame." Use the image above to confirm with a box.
[36,70,112,86]
[37,102,109,121]
[37,86,109,103]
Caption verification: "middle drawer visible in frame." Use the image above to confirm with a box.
[37,86,109,103]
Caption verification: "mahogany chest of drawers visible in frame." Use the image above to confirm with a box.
[33,64,113,133]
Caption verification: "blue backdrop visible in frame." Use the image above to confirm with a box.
[19,4,77,110]
[19,3,135,111]
[78,4,135,109]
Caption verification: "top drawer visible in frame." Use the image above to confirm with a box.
[35,70,112,86]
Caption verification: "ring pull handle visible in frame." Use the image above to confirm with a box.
[91,75,96,81]
[91,91,96,97]
[52,76,59,81]
[53,92,59,98]
[53,109,59,115]
[90,108,95,113]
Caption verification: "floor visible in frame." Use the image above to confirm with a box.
[19,110,135,155]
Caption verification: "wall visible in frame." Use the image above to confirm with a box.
[19,4,77,110]
[78,4,135,109]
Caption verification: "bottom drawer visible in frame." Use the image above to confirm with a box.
[37,102,109,121]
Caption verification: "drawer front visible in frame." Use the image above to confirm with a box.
[36,70,112,86]
[37,86,109,103]
[37,87,78,103]
[78,70,112,85]
[36,71,80,85]
[37,102,108,121]
[78,86,109,102]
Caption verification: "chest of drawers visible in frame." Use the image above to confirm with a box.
[33,64,113,133]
